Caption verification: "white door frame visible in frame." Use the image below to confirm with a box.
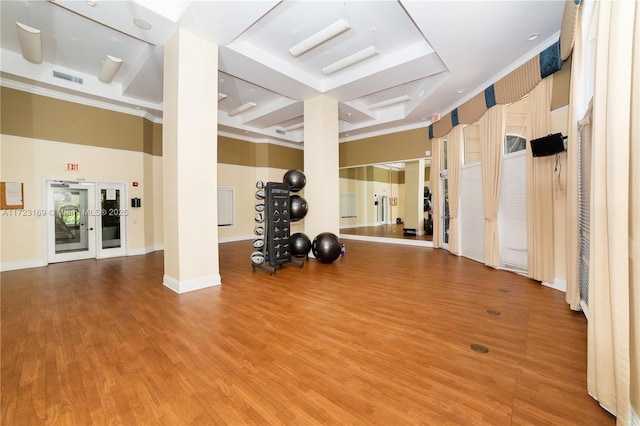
[45,180,128,264]
[46,180,97,263]
[96,182,128,259]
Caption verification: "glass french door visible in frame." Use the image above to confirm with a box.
[441,174,450,250]
[97,183,126,258]
[47,181,127,263]
[377,195,389,224]
[47,181,96,263]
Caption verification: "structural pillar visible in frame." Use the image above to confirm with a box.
[162,29,220,293]
[303,95,340,243]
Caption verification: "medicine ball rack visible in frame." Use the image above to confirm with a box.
[251,181,303,275]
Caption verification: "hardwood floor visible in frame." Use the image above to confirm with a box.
[1,240,614,425]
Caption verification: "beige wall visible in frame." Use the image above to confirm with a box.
[340,128,430,168]
[0,134,149,267]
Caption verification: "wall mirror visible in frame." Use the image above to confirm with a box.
[339,159,432,245]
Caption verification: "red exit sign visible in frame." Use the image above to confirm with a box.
[66,163,79,171]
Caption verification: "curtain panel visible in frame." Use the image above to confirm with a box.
[447,126,463,255]
[526,78,556,284]
[565,1,586,311]
[479,105,506,268]
[586,0,636,421]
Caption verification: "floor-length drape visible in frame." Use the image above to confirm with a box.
[479,105,506,268]
[430,138,442,248]
[527,77,556,283]
[447,126,463,255]
[565,5,587,311]
[586,0,636,421]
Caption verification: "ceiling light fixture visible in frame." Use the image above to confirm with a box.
[322,45,378,75]
[368,94,410,110]
[289,18,351,57]
[16,22,42,64]
[229,102,257,116]
[218,93,228,101]
[527,33,539,41]
[134,18,152,30]
[284,122,304,131]
[98,55,123,83]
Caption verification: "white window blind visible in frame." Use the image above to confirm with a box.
[341,193,357,218]
[217,187,234,227]
[460,163,485,262]
[499,152,527,271]
[578,104,592,307]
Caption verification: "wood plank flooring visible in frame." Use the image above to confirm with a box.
[1,240,614,425]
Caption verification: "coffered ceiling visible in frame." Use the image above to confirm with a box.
[0,0,565,147]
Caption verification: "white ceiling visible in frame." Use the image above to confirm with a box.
[0,0,565,147]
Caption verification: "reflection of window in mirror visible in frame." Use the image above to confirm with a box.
[463,123,481,164]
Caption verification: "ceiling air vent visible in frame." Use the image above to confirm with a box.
[53,70,83,84]
[276,129,286,135]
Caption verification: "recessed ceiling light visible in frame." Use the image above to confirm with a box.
[134,18,151,30]
[86,1,98,7]
[457,89,464,94]
[527,33,539,41]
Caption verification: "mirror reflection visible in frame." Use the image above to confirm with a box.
[339,160,432,243]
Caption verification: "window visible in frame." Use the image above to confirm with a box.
[499,97,528,271]
[463,122,481,164]
[460,122,484,262]
[504,135,527,154]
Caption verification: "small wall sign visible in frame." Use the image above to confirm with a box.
[66,163,79,171]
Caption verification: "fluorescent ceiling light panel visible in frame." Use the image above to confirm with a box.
[368,95,411,110]
[284,122,304,131]
[322,46,378,75]
[229,102,257,116]
[98,55,123,83]
[289,18,351,57]
[16,22,42,64]
[218,92,228,101]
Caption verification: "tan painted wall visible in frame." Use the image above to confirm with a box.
[339,128,430,168]
[0,134,148,267]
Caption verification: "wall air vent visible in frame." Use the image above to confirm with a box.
[276,129,286,135]
[52,70,83,84]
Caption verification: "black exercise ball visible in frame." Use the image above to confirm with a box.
[312,232,342,263]
[283,169,306,192]
[289,195,308,221]
[289,232,311,258]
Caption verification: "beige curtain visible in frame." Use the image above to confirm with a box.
[479,105,506,267]
[447,126,463,255]
[526,78,555,283]
[430,138,442,248]
[565,4,586,311]
[586,0,637,422]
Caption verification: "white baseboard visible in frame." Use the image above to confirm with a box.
[542,278,567,292]
[163,273,221,294]
[339,233,433,248]
[219,235,253,243]
[0,258,47,272]
[127,245,163,256]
